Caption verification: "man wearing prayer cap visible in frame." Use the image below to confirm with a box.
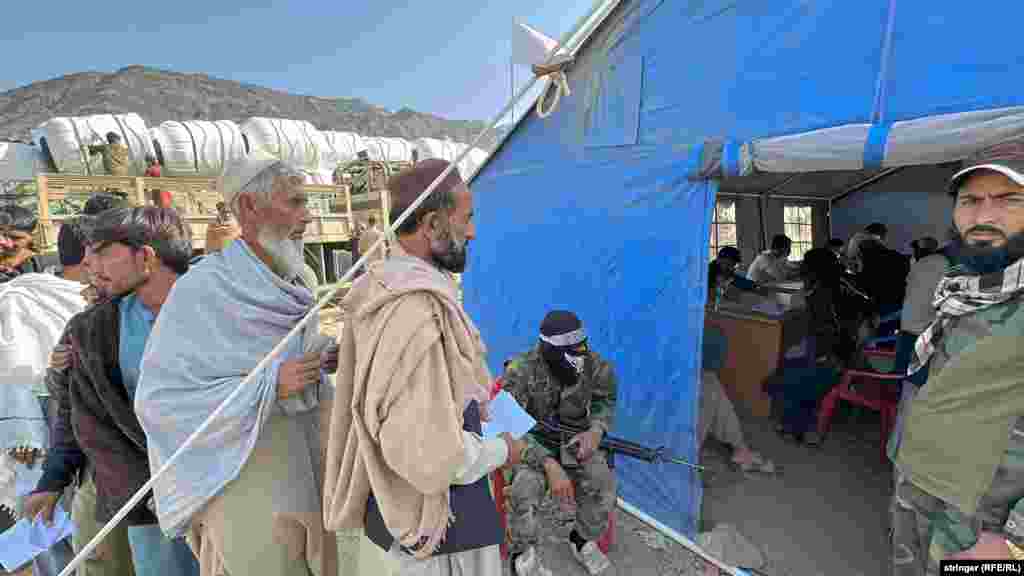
[135,151,339,576]
[501,310,618,576]
[323,158,526,575]
[891,138,1024,573]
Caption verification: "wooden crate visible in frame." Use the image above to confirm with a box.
[34,172,392,251]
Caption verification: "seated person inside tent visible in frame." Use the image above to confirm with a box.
[746,234,800,284]
[501,310,616,576]
[701,325,776,474]
[709,246,802,309]
[766,248,874,446]
[708,246,757,305]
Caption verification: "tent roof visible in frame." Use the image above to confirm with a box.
[478,0,1024,189]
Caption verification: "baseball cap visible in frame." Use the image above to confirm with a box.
[949,138,1024,195]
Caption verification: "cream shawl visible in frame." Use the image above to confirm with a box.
[322,245,491,559]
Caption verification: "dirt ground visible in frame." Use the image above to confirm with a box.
[509,403,891,576]
[2,403,890,576]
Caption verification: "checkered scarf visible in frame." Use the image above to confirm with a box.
[907,257,1024,375]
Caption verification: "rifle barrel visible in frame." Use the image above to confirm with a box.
[538,421,704,471]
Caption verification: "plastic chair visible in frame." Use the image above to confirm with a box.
[816,365,902,463]
[489,378,615,560]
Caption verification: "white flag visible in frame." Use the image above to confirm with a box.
[511,21,564,66]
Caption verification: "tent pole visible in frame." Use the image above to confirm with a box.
[719,192,831,201]
[758,194,768,251]
[827,198,833,239]
[829,167,904,204]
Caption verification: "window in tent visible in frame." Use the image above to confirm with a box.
[783,204,814,261]
[709,199,737,261]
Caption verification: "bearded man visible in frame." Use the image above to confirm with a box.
[323,158,526,576]
[891,139,1024,574]
[136,152,339,576]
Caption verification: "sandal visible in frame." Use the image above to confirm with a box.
[733,453,780,475]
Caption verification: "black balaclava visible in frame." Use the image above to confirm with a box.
[539,310,589,386]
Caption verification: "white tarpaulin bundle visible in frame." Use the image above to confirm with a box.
[150,120,247,177]
[0,143,47,182]
[36,113,153,175]
[322,131,366,165]
[240,118,331,172]
[362,137,414,163]
[412,137,459,163]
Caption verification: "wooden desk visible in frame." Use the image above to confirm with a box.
[705,306,807,418]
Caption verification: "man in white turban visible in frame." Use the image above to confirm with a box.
[136,151,339,576]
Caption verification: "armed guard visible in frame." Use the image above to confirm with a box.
[501,310,617,576]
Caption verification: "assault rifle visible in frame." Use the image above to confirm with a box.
[533,419,704,471]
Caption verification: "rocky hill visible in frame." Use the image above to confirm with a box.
[0,65,499,147]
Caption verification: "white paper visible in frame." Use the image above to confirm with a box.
[0,505,75,571]
[482,391,537,440]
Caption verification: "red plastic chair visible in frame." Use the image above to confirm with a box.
[489,377,615,560]
[816,365,902,463]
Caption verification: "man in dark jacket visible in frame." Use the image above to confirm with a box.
[23,194,135,576]
[23,206,199,576]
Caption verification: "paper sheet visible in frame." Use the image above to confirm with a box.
[0,505,75,571]
[482,391,537,440]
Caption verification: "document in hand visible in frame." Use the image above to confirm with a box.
[0,504,75,571]
[482,391,537,440]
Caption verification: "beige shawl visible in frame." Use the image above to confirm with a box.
[323,246,492,559]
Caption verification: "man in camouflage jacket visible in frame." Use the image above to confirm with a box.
[501,310,617,576]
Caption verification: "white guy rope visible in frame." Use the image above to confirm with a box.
[617,498,754,576]
[55,12,593,576]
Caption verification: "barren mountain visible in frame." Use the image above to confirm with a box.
[0,65,499,147]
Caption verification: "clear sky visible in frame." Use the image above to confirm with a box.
[0,0,598,122]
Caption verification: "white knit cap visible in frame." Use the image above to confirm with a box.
[217,149,281,209]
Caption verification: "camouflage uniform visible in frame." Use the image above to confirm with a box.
[892,302,1024,574]
[87,144,130,176]
[501,345,618,555]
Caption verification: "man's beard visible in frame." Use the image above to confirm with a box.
[258,228,305,280]
[430,224,469,274]
[951,224,1024,275]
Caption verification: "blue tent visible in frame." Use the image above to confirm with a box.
[464,0,1024,540]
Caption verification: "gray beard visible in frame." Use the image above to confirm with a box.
[258,229,305,280]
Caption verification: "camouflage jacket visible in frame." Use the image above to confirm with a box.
[88,144,129,176]
[502,345,618,471]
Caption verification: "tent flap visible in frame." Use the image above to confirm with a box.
[464,146,711,537]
